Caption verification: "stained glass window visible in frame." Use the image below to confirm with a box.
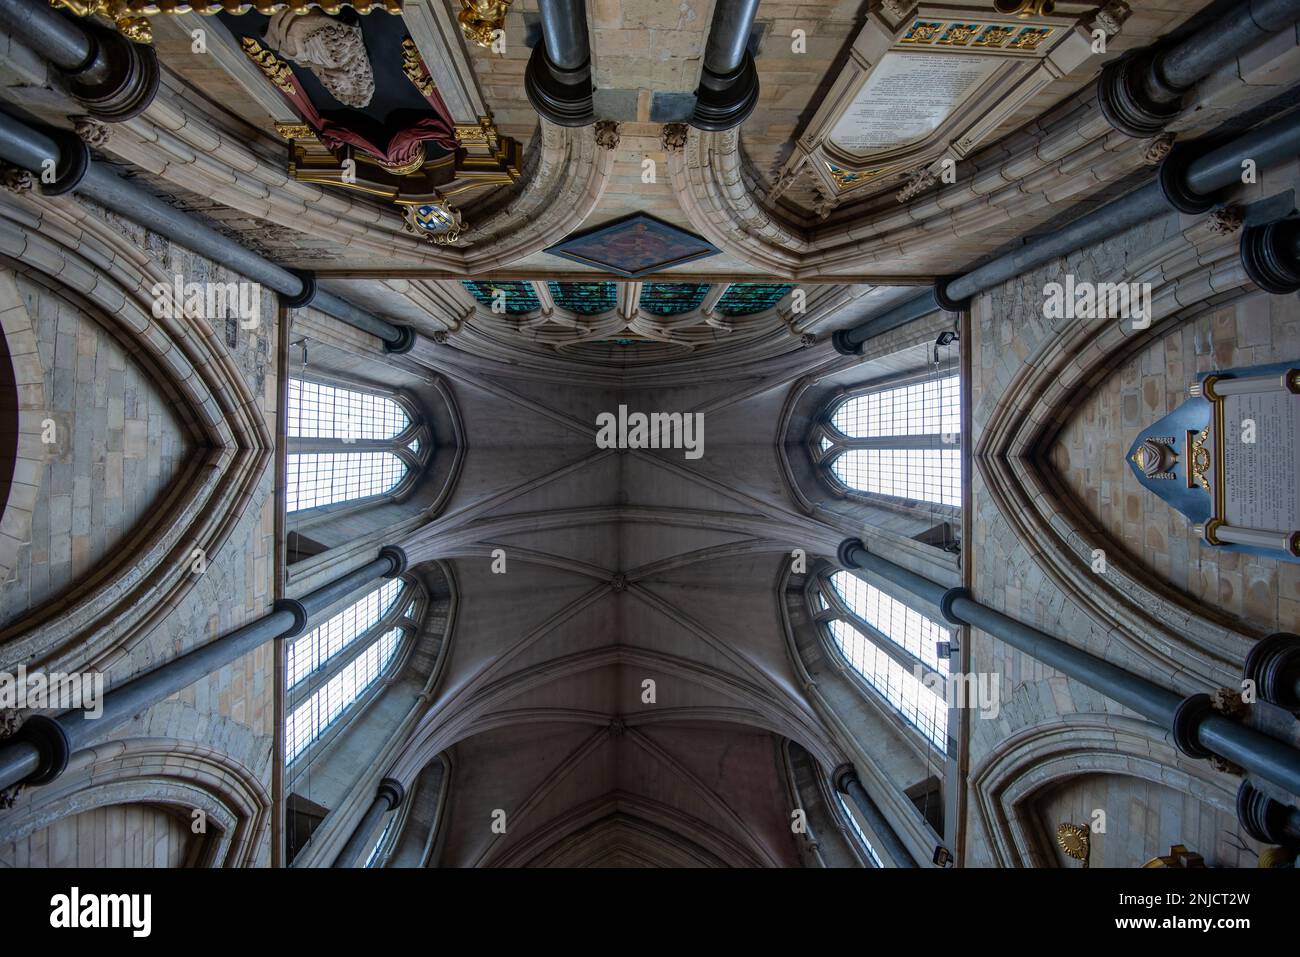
[715,283,794,316]
[548,281,617,315]
[639,282,710,316]
[462,280,541,315]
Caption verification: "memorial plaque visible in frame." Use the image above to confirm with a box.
[1222,391,1300,530]
[1127,362,1300,562]
[828,52,999,156]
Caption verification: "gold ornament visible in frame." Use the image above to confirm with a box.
[458,0,510,49]
[1056,822,1090,867]
[49,0,402,45]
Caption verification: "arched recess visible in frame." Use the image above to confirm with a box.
[287,560,456,868]
[107,85,613,272]
[969,714,1256,868]
[779,557,947,865]
[778,308,963,583]
[375,752,452,868]
[0,192,272,679]
[0,737,271,867]
[783,739,860,867]
[284,309,464,594]
[975,216,1259,688]
[0,270,46,585]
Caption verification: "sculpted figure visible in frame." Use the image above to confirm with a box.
[264,9,376,108]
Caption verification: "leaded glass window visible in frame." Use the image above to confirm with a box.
[286,624,404,763]
[837,793,883,866]
[827,618,948,751]
[286,578,403,688]
[818,374,961,509]
[286,378,424,514]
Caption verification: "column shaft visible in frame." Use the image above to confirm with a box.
[0,107,409,349]
[835,767,920,868]
[839,539,1300,800]
[0,548,405,793]
[332,779,405,867]
[834,108,1300,354]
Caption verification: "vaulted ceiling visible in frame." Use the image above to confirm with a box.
[381,357,852,865]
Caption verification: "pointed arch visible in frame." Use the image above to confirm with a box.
[0,191,272,679]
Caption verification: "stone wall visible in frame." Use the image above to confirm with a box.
[0,193,279,866]
[964,203,1296,867]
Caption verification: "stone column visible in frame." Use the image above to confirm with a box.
[838,538,1300,804]
[0,0,158,121]
[0,547,407,795]
[524,0,594,127]
[332,778,405,868]
[691,0,761,131]
[832,764,920,868]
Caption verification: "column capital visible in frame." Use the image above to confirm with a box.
[65,23,161,123]
[1171,693,1215,759]
[273,598,310,640]
[831,762,859,793]
[836,538,867,570]
[13,715,70,786]
[377,777,406,810]
[280,269,318,310]
[383,325,417,355]
[938,586,971,626]
[379,545,409,578]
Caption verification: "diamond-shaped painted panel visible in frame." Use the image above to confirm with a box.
[544,213,720,277]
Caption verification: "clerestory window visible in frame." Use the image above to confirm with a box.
[286,377,428,513]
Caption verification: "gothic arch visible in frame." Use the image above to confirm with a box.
[284,560,457,867]
[0,270,47,586]
[0,192,272,679]
[0,737,271,867]
[108,86,613,272]
[667,90,1159,278]
[283,310,465,592]
[975,218,1254,688]
[776,310,964,581]
[968,713,1245,868]
[778,559,949,863]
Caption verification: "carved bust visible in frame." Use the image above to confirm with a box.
[263,9,376,109]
